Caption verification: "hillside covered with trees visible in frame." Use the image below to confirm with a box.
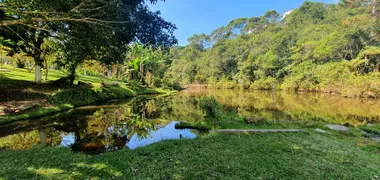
[165,0,379,98]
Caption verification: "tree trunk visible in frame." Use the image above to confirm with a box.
[140,63,144,83]
[35,64,42,84]
[45,59,48,81]
[69,66,76,84]
[31,34,45,84]
[372,0,377,17]
[39,129,47,147]
[107,67,112,78]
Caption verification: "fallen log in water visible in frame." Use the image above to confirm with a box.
[211,129,306,134]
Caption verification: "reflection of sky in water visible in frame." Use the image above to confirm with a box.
[127,121,196,149]
[60,133,75,147]
[58,121,196,150]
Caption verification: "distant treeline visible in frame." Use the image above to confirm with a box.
[164,0,380,98]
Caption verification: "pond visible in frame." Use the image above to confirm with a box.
[1,89,379,154]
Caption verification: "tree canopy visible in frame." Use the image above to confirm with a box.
[0,0,177,83]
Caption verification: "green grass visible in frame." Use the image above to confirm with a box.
[0,65,123,88]
[47,86,136,107]
[361,124,380,135]
[0,132,379,179]
[0,104,73,125]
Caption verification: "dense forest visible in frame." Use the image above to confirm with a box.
[165,0,380,97]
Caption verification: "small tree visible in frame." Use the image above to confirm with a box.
[198,96,219,129]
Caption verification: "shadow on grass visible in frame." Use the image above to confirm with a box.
[0,76,70,102]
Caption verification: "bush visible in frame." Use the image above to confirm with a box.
[48,87,98,106]
[250,77,278,90]
[215,80,238,89]
[131,86,159,94]
[48,86,136,106]
[162,79,182,90]
[360,124,380,135]
[97,86,136,101]
[199,96,219,119]
[198,96,220,129]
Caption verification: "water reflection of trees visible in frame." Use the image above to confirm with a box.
[178,89,380,126]
[71,105,158,154]
[0,128,62,150]
[130,96,204,123]
[3,90,377,151]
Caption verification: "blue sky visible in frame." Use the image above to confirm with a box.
[148,0,338,46]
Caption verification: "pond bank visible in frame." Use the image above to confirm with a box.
[0,86,176,125]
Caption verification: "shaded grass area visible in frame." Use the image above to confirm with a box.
[0,132,379,179]
[0,104,73,125]
[0,76,57,102]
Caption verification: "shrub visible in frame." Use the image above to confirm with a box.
[360,124,380,135]
[250,77,278,90]
[131,86,159,94]
[198,96,220,129]
[199,96,219,119]
[48,86,136,106]
[48,87,98,106]
[97,86,135,101]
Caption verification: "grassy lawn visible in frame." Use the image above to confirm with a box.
[0,132,379,179]
[0,65,121,85]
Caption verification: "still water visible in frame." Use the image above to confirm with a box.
[1,89,379,154]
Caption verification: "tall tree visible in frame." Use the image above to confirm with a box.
[0,0,177,83]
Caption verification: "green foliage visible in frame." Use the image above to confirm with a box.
[174,121,210,130]
[198,96,219,119]
[250,77,278,90]
[164,1,379,97]
[97,87,136,101]
[0,0,177,83]
[48,87,136,107]
[198,96,241,129]
[48,88,99,106]
[130,86,160,95]
[361,124,380,135]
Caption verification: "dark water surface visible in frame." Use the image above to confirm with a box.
[1,89,379,154]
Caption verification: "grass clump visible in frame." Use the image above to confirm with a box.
[48,86,136,107]
[130,86,160,95]
[48,87,99,106]
[175,121,210,130]
[97,86,136,101]
[360,124,380,134]
[0,104,73,125]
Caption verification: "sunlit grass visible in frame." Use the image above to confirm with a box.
[0,132,379,179]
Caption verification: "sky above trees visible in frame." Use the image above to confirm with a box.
[148,0,338,46]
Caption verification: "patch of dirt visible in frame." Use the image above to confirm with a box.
[0,99,50,115]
